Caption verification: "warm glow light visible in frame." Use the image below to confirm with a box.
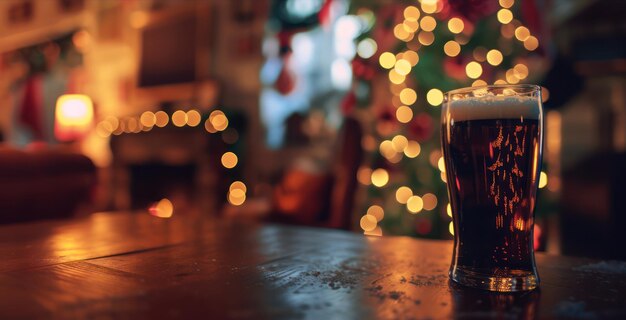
[357,38,378,59]
[396,186,413,204]
[172,110,187,127]
[140,111,156,128]
[523,36,539,51]
[420,16,436,32]
[399,88,417,105]
[437,156,446,172]
[228,189,246,206]
[155,111,169,127]
[186,110,202,127]
[417,31,434,46]
[407,195,424,213]
[230,181,247,193]
[499,0,514,8]
[388,69,406,84]
[440,171,447,183]
[221,152,238,169]
[357,167,373,185]
[403,50,419,66]
[497,9,513,24]
[494,79,507,85]
[421,1,437,14]
[393,24,411,41]
[391,135,409,152]
[55,94,94,141]
[379,140,396,159]
[449,221,454,235]
[404,140,421,158]
[403,20,420,33]
[394,59,412,76]
[443,41,461,57]
[465,61,483,79]
[426,89,444,106]
[396,106,413,123]
[447,203,452,217]
[486,49,503,66]
[506,69,520,84]
[210,110,229,131]
[539,171,548,188]
[371,168,389,187]
[149,198,174,218]
[448,18,464,34]
[379,52,396,69]
[513,64,529,79]
[515,26,530,41]
[422,193,438,210]
[472,79,487,87]
[360,214,378,232]
[367,205,385,222]
[403,6,420,21]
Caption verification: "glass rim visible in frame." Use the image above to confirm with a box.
[444,84,541,96]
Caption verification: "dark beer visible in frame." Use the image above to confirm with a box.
[442,91,542,291]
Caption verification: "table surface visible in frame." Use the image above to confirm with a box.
[1,212,626,319]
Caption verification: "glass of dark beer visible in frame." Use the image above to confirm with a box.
[442,84,542,292]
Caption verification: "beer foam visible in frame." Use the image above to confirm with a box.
[447,96,540,121]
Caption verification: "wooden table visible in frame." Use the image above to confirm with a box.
[1,212,625,319]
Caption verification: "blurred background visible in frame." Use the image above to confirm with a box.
[0,0,624,260]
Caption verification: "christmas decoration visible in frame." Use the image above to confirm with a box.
[350,0,548,238]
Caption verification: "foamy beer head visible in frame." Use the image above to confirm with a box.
[446,95,541,122]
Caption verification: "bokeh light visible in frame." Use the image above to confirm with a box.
[417,31,435,46]
[448,18,464,34]
[221,152,238,169]
[399,88,417,105]
[395,186,413,204]
[371,168,389,187]
[426,89,444,106]
[486,49,503,66]
[396,106,413,123]
[443,41,461,57]
[403,6,420,21]
[367,205,385,222]
[172,110,187,127]
[379,52,396,69]
[465,61,483,79]
[186,110,201,127]
[394,59,412,76]
[404,140,421,158]
[420,16,437,32]
[360,214,378,232]
[155,111,169,127]
[422,193,438,210]
[523,36,539,51]
[209,110,228,131]
[357,38,378,59]
[407,195,424,213]
[515,26,530,41]
[497,9,513,24]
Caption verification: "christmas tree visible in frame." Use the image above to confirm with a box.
[349,0,546,238]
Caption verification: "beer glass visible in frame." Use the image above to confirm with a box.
[441,85,542,292]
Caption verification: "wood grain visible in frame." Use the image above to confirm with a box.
[1,211,625,319]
